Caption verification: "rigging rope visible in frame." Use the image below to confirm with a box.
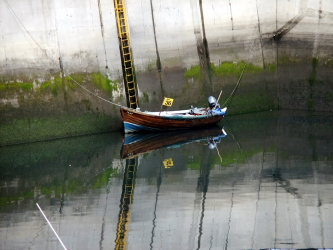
[221,61,248,108]
[63,72,123,107]
[221,13,261,108]
[4,0,123,108]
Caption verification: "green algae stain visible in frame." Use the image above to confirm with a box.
[184,65,203,80]
[0,72,119,96]
[225,89,275,114]
[182,82,191,91]
[278,55,302,65]
[143,91,149,103]
[91,72,119,94]
[266,64,277,71]
[184,61,272,81]
[211,61,264,77]
[40,79,61,95]
[0,81,33,91]
[309,57,318,87]
[0,113,120,146]
[93,168,120,189]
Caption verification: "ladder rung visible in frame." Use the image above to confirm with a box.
[116,2,138,108]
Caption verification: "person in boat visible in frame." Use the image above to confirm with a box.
[189,96,224,116]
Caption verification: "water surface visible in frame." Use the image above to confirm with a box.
[1,110,333,250]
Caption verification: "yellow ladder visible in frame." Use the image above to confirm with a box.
[114,1,138,109]
[115,158,137,250]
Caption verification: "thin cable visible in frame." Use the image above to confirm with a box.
[36,203,68,250]
[4,0,50,60]
[221,61,248,107]
[221,23,259,108]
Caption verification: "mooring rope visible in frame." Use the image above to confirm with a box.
[63,72,123,107]
[221,18,261,108]
[5,0,123,108]
[221,62,248,108]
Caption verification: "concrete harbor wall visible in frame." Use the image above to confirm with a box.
[1,0,333,145]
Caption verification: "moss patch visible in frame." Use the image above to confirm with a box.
[184,61,274,82]
[91,72,119,94]
[0,81,33,91]
[224,88,275,114]
[0,113,121,146]
[0,72,119,95]
[143,91,149,103]
[184,65,203,80]
[278,55,303,65]
[211,61,264,77]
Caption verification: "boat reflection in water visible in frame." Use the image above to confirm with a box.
[115,126,227,249]
[120,126,227,159]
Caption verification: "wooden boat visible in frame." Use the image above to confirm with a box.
[120,126,227,159]
[120,106,227,133]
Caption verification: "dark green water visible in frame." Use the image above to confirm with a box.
[1,110,333,250]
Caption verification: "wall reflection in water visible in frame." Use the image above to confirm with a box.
[1,111,333,250]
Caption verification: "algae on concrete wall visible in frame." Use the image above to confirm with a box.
[0,72,126,146]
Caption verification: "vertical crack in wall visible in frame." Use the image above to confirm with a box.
[1,31,11,75]
[228,1,237,53]
[150,0,165,98]
[97,0,109,70]
[274,0,308,109]
[190,0,212,91]
[228,0,234,30]
[199,0,211,82]
[255,0,273,112]
[309,0,322,111]
[255,0,265,69]
[0,11,9,74]
[275,0,280,109]
[52,0,68,113]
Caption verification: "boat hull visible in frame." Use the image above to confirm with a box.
[120,107,225,133]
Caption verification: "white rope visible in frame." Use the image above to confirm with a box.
[63,72,123,107]
[36,203,68,250]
